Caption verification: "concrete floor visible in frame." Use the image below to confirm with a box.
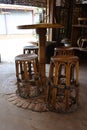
[0,61,87,130]
[0,35,87,130]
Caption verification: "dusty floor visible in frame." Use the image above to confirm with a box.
[0,61,87,130]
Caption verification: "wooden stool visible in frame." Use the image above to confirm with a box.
[23,45,39,55]
[54,47,75,81]
[15,54,42,98]
[46,55,79,112]
[23,46,39,75]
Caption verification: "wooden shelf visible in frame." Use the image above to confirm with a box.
[72,24,87,28]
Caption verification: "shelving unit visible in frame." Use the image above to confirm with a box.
[71,3,87,47]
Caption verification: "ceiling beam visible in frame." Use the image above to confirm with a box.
[0,3,37,10]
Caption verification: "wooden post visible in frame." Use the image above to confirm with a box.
[46,0,55,41]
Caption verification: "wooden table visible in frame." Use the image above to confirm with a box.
[17,23,64,85]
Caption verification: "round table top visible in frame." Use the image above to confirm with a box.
[17,23,64,29]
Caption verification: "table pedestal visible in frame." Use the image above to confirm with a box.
[36,28,47,86]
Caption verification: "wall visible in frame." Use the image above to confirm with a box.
[0,10,33,35]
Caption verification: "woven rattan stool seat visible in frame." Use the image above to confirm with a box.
[15,53,37,61]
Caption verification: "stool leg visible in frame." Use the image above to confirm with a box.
[65,63,70,110]
[32,59,38,74]
[23,49,25,54]
[24,62,30,96]
[52,63,59,108]
[76,61,79,85]
[32,59,40,92]
[46,61,54,103]
[28,61,32,79]
[15,61,19,80]
[15,61,22,94]
[46,82,50,103]
[75,61,79,105]
[49,61,54,80]
[20,62,25,80]
[35,49,38,55]
[70,65,75,83]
